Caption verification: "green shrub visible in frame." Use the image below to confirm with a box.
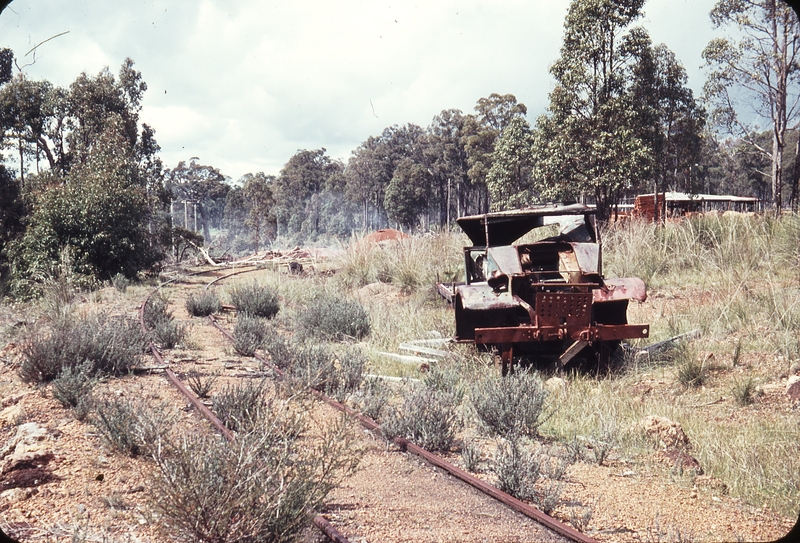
[51,362,97,412]
[186,371,219,399]
[676,353,709,388]
[353,376,391,421]
[731,376,760,406]
[228,281,280,319]
[185,290,222,317]
[92,396,170,457]
[382,386,460,451]
[149,415,360,543]
[19,314,144,383]
[233,316,268,357]
[212,380,271,433]
[470,370,551,438]
[297,292,370,341]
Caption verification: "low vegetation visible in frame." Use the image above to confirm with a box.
[144,294,187,349]
[185,290,222,317]
[228,281,280,319]
[232,316,269,357]
[470,370,551,439]
[19,313,144,383]
[297,291,370,342]
[150,397,360,543]
[382,384,461,451]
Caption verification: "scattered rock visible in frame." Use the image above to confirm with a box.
[0,423,51,467]
[0,487,35,504]
[786,377,800,404]
[636,415,691,449]
[654,448,703,475]
[695,474,728,495]
[1,392,30,409]
[0,404,24,427]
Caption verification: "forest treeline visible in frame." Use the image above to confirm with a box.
[0,0,797,296]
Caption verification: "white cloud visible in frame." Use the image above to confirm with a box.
[0,0,724,180]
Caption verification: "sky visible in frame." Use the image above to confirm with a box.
[0,0,723,182]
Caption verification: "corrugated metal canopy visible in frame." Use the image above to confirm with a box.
[457,203,595,246]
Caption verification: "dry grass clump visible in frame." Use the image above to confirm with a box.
[492,437,572,514]
[19,313,144,383]
[296,292,370,342]
[91,396,174,457]
[286,343,366,400]
[143,293,187,349]
[228,280,280,319]
[186,370,219,399]
[233,316,269,357]
[470,370,551,438]
[149,404,360,543]
[51,361,97,420]
[336,233,463,292]
[351,376,391,421]
[382,384,461,451]
[212,379,273,433]
[185,289,222,317]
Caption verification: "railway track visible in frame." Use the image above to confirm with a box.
[138,264,597,543]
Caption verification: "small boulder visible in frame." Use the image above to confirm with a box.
[637,415,691,449]
[694,474,728,495]
[0,404,24,427]
[654,448,703,475]
[786,376,800,403]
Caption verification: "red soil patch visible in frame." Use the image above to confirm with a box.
[360,229,409,244]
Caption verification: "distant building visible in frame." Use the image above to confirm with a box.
[632,192,761,221]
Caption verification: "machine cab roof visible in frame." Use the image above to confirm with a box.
[456,203,597,247]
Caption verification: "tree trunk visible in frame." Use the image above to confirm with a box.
[791,136,800,212]
[772,129,784,214]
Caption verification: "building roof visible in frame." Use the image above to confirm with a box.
[637,191,760,203]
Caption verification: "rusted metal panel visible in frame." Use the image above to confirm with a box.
[594,277,648,303]
[487,245,523,275]
[570,242,601,274]
[457,285,520,310]
[536,292,592,328]
[457,203,596,246]
[439,203,649,369]
[474,323,649,344]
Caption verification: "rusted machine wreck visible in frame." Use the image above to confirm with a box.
[436,204,649,374]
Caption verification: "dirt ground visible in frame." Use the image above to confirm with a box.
[0,268,797,542]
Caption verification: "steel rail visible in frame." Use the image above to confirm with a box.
[207,316,596,543]
[138,267,351,543]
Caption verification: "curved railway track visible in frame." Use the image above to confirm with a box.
[139,264,596,543]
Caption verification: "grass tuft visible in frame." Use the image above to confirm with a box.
[185,290,222,317]
[228,281,280,319]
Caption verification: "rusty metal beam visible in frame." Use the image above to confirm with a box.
[474,323,649,344]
